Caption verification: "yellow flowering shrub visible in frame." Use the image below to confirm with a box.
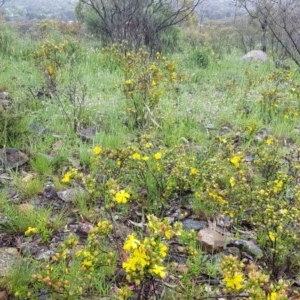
[33,221,116,298]
[33,38,83,92]
[102,45,185,128]
[122,215,182,285]
[221,255,289,299]
[259,70,300,122]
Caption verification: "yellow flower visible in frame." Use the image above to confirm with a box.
[159,244,168,257]
[229,176,235,187]
[269,231,276,242]
[93,146,102,155]
[132,152,141,160]
[142,156,149,161]
[25,227,39,236]
[230,153,243,168]
[61,172,72,183]
[273,180,283,193]
[190,167,198,176]
[115,190,130,204]
[150,264,166,278]
[122,247,149,273]
[267,292,278,300]
[82,259,92,268]
[208,192,228,205]
[164,230,173,240]
[123,234,140,251]
[224,273,243,291]
[46,64,55,76]
[266,137,273,145]
[125,79,133,85]
[154,152,162,160]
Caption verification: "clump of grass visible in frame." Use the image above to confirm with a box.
[0,202,53,242]
[0,259,39,299]
[30,154,53,175]
[15,176,44,199]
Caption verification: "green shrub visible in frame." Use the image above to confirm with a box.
[191,48,210,68]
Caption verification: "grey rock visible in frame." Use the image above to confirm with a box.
[43,184,57,199]
[57,188,87,203]
[182,219,208,231]
[242,50,268,62]
[244,154,255,162]
[0,247,20,277]
[0,92,10,111]
[77,127,97,142]
[0,148,29,169]
[36,249,55,261]
[230,240,263,259]
[205,123,215,130]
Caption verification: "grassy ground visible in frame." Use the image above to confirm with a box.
[0,20,300,299]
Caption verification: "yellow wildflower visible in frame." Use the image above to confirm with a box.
[208,191,227,205]
[46,64,55,76]
[61,172,72,183]
[123,234,140,251]
[115,190,130,204]
[125,79,133,85]
[229,176,235,187]
[82,260,92,268]
[150,264,166,278]
[154,152,162,160]
[122,247,149,273]
[230,153,243,168]
[132,152,141,160]
[273,180,283,193]
[224,273,243,291]
[269,231,276,242]
[164,230,173,240]
[267,292,278,300]
[93,146,102,155]
[142,156,149,161]
[190,167,198,176]
[25,227,39,236]
[266,137,273,145]
[159,244,168,257]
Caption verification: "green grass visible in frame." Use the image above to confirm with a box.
[0,20,299,299]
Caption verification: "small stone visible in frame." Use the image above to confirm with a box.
[0,248,20,277]
[57,188,87,203]
[77,127,97,142]
[224,247,241,258]
[0,92,9,100]
[0,290,8,300]
[197,228,227,253]
[0,149,29,169]
[16,203,34,213]
[244,154,255,162]
[0,92,10,111]
[230,240,263,259]
[242,50,268,62]
[205,123,215,130]
[76,222,94,235]
[36,249,55,261]
[175,264,189,273]
[182,219,208,231]
[43,184,57,199]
